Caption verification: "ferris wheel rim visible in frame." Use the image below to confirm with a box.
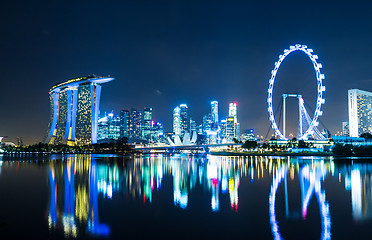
[267,44,325,140]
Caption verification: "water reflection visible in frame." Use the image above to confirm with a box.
[48,155,110,237]
[123,154,243,211]
[43,154,372,239]
[338,163,372,222]
[269,163,331,240]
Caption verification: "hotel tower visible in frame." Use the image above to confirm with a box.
[45,76,114,145]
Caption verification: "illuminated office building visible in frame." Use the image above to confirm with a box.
[97,114,109,140]
[211,101,218,123]
[180,104,188,136]
[229,102,237,123]
[235,122,240,141]
[45,76,114,145]
[129,109,142,139]
[173,104,188,137]
[220,119,227,140]
[348,89,372,137]
[152,122,164,142]
[342,121,349,136]
[120,110,130,138]
[97,112,120,141]
[228,102,240,140]
[210,101,219,131]
[108,113,120,140]
[142,107,153,140]
[226,117,235,142]
[173,106,181,135]
[190,118,197,133]
[203,114,213,132]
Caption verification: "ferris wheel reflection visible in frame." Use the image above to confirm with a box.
[269,164,331,240]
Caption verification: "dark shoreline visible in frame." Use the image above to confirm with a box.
[210,151,333,157]
[2,151,372,159]
[210,151,372,158]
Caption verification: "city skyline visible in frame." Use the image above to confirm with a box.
[2,1,372,144]
[96,100,240,145]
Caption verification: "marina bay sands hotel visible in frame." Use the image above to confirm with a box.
[45,76,114,145]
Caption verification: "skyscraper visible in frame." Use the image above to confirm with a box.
[180,104,188,136]
[142,107,153,140]
[202,114,213,133]
[97,114,109,140]
[120,110,130,138]
[228,102,239,140]
[97,112,120,141]
[211,101,218,123]
[235,122,240,141]
[129,109,142,139]
[220,119,227,140]
[226,117,235,142]
[190,118,197,133]
[108,113,120,140]
[348,89,372,137]
[229,102,237,123]
[342,121,349,136]
[45,76,114,145]
[173,106,181,135]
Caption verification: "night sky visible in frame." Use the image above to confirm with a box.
[1,1,372,144]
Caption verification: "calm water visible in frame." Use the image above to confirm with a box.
[0,154,371,239]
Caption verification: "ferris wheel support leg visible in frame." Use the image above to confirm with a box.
[283,95,286,139]
[299,98,303,137]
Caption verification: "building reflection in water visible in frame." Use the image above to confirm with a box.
[340,163,372,222]
[46,153,372,239]
[48,155,110,237]
[122,154,245,211]
[47,153,250,237]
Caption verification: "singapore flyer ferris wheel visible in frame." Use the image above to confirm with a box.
[267,44,326,140]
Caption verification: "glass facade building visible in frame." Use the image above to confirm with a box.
[45,76,114,145]
[342,121,349,136]
[129,109,142,139]
[120,110,130,138]
[98,109,162,142]
[190,118,197,133]
[348,89,372,137]
[228,102,240,141]
[173,104,188,137]
[173,106,181,136]
[142,107,153,140]
[97,115,109,140]
[108,114,120,140]
[180,104,188,136]
[203,114,213,133]
[220,119,227,140]
[226,117,235,142]
[211,101,218,123]
[228,102,237,123]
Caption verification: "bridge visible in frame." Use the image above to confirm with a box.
[135,143,243,153]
